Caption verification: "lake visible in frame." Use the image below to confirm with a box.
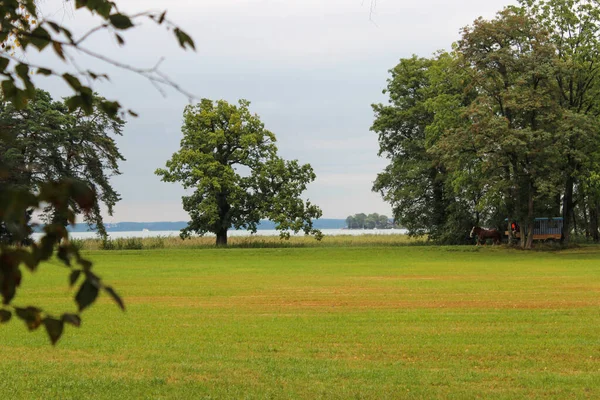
[35,228,408,240]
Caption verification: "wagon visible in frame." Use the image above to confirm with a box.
[504,217,563,242]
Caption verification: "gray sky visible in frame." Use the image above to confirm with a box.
[36,0,515,222]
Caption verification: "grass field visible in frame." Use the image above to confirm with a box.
[2,244,600,399]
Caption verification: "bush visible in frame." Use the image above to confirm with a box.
[100,237,144,250]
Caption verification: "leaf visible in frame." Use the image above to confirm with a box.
[174,28,196,50]
[46,21,61,33]
[61,313,81,327]
[37,68,53,76]
[109,14,134,30]
[63,73,82,91]
[97,2,113,18]
[128,109,139,117]
[1,79,18,98]
[15,307,42,331]
[30,26,51,51]
[14,249,36,272]
[99,100,120,118]
[57,245,71,267]
[15,64,29,81]
[52,42,65,60]
[158,11,167,24]
[104,286,125,311]
[115,33,125,46]
[0,57,9,72]
[75,279,99,312]
[0,310,12,323]
[42,318,64,345]
[69,270,81,287]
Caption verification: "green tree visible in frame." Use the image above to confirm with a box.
[0,0,194,344]
[519,0,600,245]
[443,7,563,248]
[372,53,476,243]
[0,89,125,238]
[156,99,322,246]
[345,215,356,229]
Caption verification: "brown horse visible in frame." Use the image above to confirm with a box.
[470,226,502,245]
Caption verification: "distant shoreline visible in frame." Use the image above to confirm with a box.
[33,228,408,240]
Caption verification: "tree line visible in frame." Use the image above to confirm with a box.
[345,213,395,229]
[372,0,600,248]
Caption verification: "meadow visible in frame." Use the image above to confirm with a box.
[2,241,600,399]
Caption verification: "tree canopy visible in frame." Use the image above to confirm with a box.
[0,89,125,239]
[373,0,600,248]
[156,99,323,246]
[345,213,392,229]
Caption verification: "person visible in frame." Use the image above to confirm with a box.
[511,222,519,233]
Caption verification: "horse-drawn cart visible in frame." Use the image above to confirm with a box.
[505,217,563,242]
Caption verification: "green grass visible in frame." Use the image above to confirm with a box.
[2,245,600,399]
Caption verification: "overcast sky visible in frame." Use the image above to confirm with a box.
[36,0,516,222]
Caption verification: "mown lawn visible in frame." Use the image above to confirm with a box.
[2,245,600,399]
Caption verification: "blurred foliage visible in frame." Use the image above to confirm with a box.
[0,0,195,344]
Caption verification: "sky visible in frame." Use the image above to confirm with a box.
[35,0,516,222]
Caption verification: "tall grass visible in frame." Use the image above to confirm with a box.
[72,234,426,250]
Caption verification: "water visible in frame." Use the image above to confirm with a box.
[34,228,408,240]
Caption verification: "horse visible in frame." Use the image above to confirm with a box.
[470,226,502,246]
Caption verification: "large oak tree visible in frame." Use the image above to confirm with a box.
[156,99,322,246]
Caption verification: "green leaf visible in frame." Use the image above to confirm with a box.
[42,318,64,345]
[97,2,113,18]
[37,68,53,76]
[15,307,42,331]
[15,64,29,81]
[30,26,51,51]
[14,249,37,272]
[75,279,99,312]
[104,286,125,311]
[109,14,134,30]
[63,73,82,91]
[46,21,61,33]
[69,270,82,287]
[0,57,9,72]
[99,100,120,118]
[1,79,18,98]
[0,310,12,323]
[57,245,71,266]
[174,28,196,50]
[61,313,81,327]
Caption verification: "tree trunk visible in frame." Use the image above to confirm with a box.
[525,180,534,249]
[591,201,600,243]
[216,192,230,246]
[561,177,574,245]
[583,198,590,238]
[216,229,228,246]
[554,193,562,217]
[525,222,534,249]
